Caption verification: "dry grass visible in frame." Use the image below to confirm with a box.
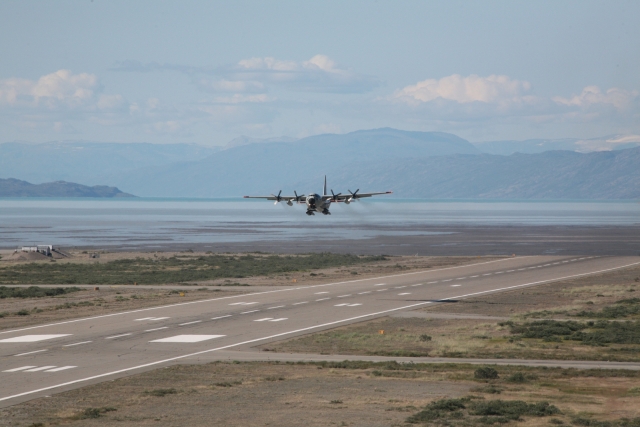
[263,266,640,362]
[1,361,639,427]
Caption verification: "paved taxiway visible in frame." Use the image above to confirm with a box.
[1,255,639,407]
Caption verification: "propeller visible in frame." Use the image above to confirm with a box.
[272,190,283,205]
[293,191,305,203]
[330,189,341,202]
[347,189,360,203]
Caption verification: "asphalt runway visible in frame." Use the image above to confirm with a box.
[1,255,639,407]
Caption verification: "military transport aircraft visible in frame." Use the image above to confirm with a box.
[244,176,392,216]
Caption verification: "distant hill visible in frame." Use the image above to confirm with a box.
[0,178,136,198]
[106,128,480,197]
[2,129,639,199]
[308,147,640,199]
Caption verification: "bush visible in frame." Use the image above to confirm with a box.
[474,367,499,380]
[144,388,177,397]
[0,286,81,299]
[419,334,432,341]
[75,407,116,419]
[506,372,528,383]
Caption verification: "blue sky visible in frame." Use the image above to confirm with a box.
[1,0,639,145]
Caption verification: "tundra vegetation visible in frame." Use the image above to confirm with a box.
[0,253,386,285]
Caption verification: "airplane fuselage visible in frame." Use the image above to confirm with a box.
[305,192,331,215]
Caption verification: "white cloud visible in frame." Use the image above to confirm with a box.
[392,74,532,105]
[212,94,271,104]
[553,86,638,110]
[0,69,124,111]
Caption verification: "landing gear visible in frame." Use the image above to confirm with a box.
[306,210,315,216]
[322,209,331,215]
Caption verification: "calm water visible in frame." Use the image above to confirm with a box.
[0,198,638,249]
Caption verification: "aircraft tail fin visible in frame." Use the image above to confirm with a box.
[323,175,327,196]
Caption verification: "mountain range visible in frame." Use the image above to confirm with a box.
[1,128,639,199]
[0,178,134,198]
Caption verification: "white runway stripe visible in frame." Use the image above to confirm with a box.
[45,366,77,372]
[24,366,56,372]
[14,349,47,357]
[63,341,92,347]
[179,320,202,326]
[3,366,36,372]
[105,333,132,340]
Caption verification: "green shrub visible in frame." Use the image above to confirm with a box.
[419,334,432,341]
[474,367,499,380]
[75,407,116,419]
[0,286,81,299]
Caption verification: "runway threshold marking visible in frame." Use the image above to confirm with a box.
[0,335,71,343]
[5,257,638,405]
[1,257,525,336]
[150,335,225,343]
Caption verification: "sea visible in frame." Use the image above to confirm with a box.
[0,198,638,249]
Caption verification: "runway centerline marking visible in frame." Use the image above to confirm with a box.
[0,335,71,343]
[240,310,260,314]
[269,318,287,322]
[314,292,329,294]
[374,284,386,286]
[267,306,285,310]
[470,276,479,278]
[376,289,388,292]
[254,318,273,322]
[5,257,639,405]
[211,315,232,320]
[442,279,452,282]
[63,341,91,347]
[105,333,131,340]
[45,366,76,372]
[292,301,308,305]
[3,366,36,372]
[358,291,372,294]
[451,285,462,287]
[398,293,411,295]
[144,327,168,332]
[179,320,202,326]
[24,366,56,372]
[427,281,438,284]
[316,298,330,301]
[14,349,47,357]
[1,257,525,336]
[456,278,466,280]
[395,286,406,289]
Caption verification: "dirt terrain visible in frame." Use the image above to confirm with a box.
[263,265,640,362]
[1,361,638,427]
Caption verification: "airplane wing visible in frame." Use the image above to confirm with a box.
[243,195,307,202]
[324,191,393,201]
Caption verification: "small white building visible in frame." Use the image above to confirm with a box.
[20,245,53,256]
